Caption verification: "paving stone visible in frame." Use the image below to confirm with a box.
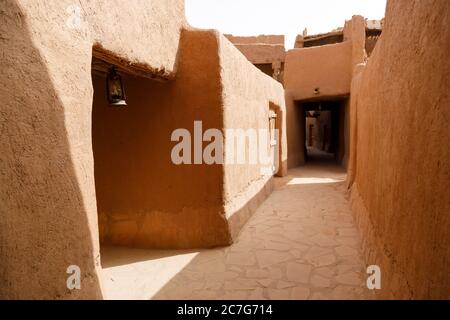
[255,250,292,268]
[286,262,312,283]
[257,279,273,287]
[268,267,283,280]
[314,267,335,278]
[337,264,359,275]
[310,234,339,247]
[276,280,297,289]
[266,288,291,300]
[226,252,256,266]
[248,288,266,300]
[245,269,271,279]
[228,266,243,272]
[220,290,249,300]
[181,270,204,281]
[259,240,291,251]
[335,245,359,257]
[205,271,239,282]
[305,253,337,267]
[224,278,260,290]
[198,258,227,272]
[290,249,304,259]
[290,287,311,299]
[335,272,363,286]
[310,275,332,288]
[204,281,223,290]
[309,292,328,300]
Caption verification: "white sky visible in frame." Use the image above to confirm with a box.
[185,0,387,48]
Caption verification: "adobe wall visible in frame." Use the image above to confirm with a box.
[92,29,287,248]
[340,99,351,168]
[0,0,185,299]
[1,0,288,299]
[225,35,286,83]
[284,41,352,101]
[225,34,285,45]
[218,35,288,239]
[285,95,305,167]
[284,42,352,168]
[231,44,285,65]
[349,0,450,299]
[92,29,231,250]
[285,16,365,169]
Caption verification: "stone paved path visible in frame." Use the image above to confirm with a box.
[102,164,373,300]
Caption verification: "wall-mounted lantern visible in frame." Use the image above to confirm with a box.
[106,67,127,106]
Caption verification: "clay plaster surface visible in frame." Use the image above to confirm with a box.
[225,35,285,46]
[348,0,450,299]
[284,41,352,101]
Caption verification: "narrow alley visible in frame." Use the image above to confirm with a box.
[102,161,373,300]
[3,0,448,302]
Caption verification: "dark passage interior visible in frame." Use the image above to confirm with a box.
[90,55,173,249]
[301,99,348,165]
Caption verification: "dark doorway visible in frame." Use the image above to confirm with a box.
[301,99,347,165]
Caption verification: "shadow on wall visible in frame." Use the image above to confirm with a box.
[269,102,285,177]
[0,0,102,299]
[349,0,450,299]
[91,29,231,250]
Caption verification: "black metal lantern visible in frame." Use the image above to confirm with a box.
[106,67,127,106]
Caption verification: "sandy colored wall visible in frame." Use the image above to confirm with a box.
[233,44,285,65]
[284,41,352,102]
[93,29,287,248]
[225,35,286,84]
[284,42,352,168]
[87,0,185,77]
[340,99,351,168]
[218,35,287,238]
[0,0,185,299]
[349,0,450,299]
[285,16,365,169]
[286,97,305,168]
[93,29,231,250]
[225,34,284,45]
